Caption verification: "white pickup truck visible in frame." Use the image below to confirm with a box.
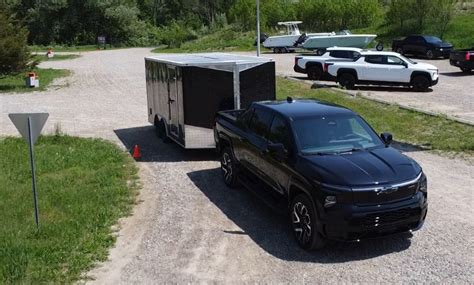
[294,47,362,80]
[327,51,439,91]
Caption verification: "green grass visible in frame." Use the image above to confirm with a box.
[153,27,256,53]
[0,68,70,93]
[0,135,138,283]
[277,77,474,154]
[33,54,81,62]
[29,45,102,52]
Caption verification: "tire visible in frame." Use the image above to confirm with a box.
[411,75,430,91]
[396,47,404,55]
[159,120,171,143]
[220,147,239,188]
[461,67,472,73]
[425,49,434,59]
[338,73,356,90]
[291,194,326,250]
[307,66,323,80]
[376,42,384,51]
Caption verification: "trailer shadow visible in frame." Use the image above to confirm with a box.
[114,126,217,162]
[440,71,473,77]
[187,167,413,263]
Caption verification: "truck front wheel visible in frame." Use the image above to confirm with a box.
[221,147,239,188]
[338,73,356,90]
[291,194,326,250]
[411,75,430,91]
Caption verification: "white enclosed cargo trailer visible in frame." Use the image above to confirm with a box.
[145,53,275,149]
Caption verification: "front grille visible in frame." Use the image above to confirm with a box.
[352,181,419,206]
[353,207,421,228]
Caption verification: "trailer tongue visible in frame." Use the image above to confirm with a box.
[145,53,276,149]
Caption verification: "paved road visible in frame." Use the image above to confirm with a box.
[0,49,473,283]
[241,51,474,124]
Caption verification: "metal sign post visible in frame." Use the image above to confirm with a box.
[9,113,49,229]
[256,0,261,57]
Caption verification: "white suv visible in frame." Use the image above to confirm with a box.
[327,51,439,91]
[294,47,362,80]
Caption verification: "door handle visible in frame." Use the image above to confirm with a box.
[168,99,175,103]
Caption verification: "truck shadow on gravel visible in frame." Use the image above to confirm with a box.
[187,168,413,263]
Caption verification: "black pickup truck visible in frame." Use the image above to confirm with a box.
[450,48,474,73]
[392,35,453,59]
[214,99,428,250]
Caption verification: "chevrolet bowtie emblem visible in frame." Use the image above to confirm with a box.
[375,186,399,195]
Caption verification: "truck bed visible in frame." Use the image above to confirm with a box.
[216,109,245,123]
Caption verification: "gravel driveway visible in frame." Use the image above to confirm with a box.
[244,51,474,125]
[0,49,472,283]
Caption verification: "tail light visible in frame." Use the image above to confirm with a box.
[323,63,333,72]
[466,52,471,61]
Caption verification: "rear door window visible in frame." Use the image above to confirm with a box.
[365,55,386,64]
[248,108,273,138]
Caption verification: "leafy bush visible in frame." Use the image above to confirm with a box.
[0,10,33,76]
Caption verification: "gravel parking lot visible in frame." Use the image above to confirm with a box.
[0,49,472,283]
[246,51,474,125]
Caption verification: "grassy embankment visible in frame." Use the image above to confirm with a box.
[153,26,256,53]
[0,135,138,283]
[276,77,474,154]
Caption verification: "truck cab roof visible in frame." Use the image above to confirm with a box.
[253,99,354,119]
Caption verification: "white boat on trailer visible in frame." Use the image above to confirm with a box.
[262,21,332,53]
[302,30,377,53]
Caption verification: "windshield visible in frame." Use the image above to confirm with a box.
[399,54,417,64]
[293,115,383,154]
[424,36,442,44]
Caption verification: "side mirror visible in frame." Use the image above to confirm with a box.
[402,62,408,68]
[267,143,288,161]
[380,132,393,146]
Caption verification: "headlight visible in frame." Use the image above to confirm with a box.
[419,174,427,193]
[439,48,444,51]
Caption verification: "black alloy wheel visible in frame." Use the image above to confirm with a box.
[338,73,356,90]
[425,49,434,59]
[307,66,323,80]
[291,194,326,250]
[220,148,239,188]
[411,75,430,92]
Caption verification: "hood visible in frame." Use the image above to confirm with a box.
[300,147,421,187]
[413,62,438,70]
[432,42,453,48]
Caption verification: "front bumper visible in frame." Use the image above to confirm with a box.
[434,48,452,58]
[318,192,428,241]
[431,77,439,86]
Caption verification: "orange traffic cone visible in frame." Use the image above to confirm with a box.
[132,144,141,161]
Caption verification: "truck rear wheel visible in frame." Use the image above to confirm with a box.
[461,67,472,73]
[220,147,239,188]
[338,73,356,90]
[396,47,404,55]
[307,66,323,80]
[411,75,430,91]
[291,194,326,250]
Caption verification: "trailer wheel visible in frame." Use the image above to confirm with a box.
[158,120,171,143]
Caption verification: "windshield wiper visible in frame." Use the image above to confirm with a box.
[335,147,364,154]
